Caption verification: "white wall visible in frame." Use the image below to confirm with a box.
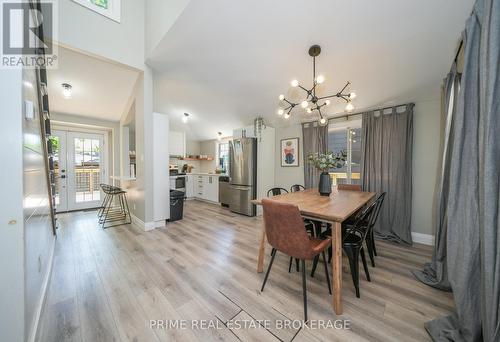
[145,0,191,58]
[0,69,25,342]
[58,0,145,70]
[412,99,441,237]
[119,67,155,226]
[274,124,305,190]
[22,68,56,342]
[273,99,442,239]
[152,113,170,225]
[199,139,218,173]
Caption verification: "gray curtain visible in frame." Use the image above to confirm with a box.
[412,65,461,291]
[360,104,414,245]
[302,122,328,188]
[425,0,500,341]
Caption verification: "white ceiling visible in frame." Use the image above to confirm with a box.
[48,47,140,121]
[149,0,474,141]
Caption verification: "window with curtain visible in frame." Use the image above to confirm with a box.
[218,142,230,173]
[327,117,362,185]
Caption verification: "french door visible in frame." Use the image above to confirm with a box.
[52,130,107,212]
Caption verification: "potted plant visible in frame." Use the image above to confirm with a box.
[308,151,347,196]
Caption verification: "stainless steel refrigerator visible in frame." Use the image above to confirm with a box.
[229,138,257,216]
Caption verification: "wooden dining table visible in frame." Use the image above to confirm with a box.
[252,187,376,315]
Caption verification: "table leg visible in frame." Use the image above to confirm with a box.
[257,224,266,273]
[331,221,343,314]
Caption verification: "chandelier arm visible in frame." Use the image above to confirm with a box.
[317,94,341,100]
[298,85,310,94]
[339,81,351,94]
[283,98,294,105]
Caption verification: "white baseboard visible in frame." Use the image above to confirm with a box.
[131,214,166,231]
[412,232,435,246]
[29,236,56,342]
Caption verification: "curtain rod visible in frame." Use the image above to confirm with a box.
[301,102,414,126]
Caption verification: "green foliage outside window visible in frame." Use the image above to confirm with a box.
[90,0,108,9]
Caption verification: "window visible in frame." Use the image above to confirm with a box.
[218,142,230,173]
[72,0,120,22]
[91,0,109,9]
[327,117,362,185]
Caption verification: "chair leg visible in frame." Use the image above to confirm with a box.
[288,257,293,273]
[301,259,308,322]
[261,248,277,292]
[360,248,371,282]
[328,246,332,264]
[345,247,360,298]
[310,255,319,277]
[322,251,332,295]
[365,238,376,267]
[295,258,300,272]
[371,230,378,256]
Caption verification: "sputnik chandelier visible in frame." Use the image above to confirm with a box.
[277,45,357,126]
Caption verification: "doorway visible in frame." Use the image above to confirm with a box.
[51,129,108,212]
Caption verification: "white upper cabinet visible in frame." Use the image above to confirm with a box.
[169,131,185,157]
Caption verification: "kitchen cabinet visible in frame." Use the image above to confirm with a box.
[196,175,204,198]
[185,175,195,198]
[169,131,185,157]
[204,176,219,202]
[188,174,219,203]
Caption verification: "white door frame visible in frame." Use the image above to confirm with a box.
[52,126,109,212]
[52,130,68,212]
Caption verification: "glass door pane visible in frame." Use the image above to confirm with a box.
[67,132,105,211]
[74,137,101,203]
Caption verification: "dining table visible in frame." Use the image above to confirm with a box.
[252,187,376,315]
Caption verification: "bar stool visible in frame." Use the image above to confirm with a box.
[99,184,131,229]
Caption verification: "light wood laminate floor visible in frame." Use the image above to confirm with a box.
[37,200,453,342]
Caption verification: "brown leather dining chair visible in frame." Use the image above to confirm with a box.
[260,199,331,322]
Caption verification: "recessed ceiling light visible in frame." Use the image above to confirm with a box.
[62,83,72,98]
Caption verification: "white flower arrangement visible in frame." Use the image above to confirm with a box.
[308,151,347,172]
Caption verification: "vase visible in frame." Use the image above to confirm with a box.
[318,171,332,196]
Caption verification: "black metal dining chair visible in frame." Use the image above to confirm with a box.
[312,199,378,298]
[364,192,386,266]
[290,184,306,192]
[267,187,289,197]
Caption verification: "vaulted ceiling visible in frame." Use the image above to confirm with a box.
[149,0,474,141]
[48,46,140,121]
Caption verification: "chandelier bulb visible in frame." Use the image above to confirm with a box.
[345,102,355,113]
[325,100,331,106]
[319,118,327,125]
[306,108,312,114]
[291,79,299,87]
[279,94,285,101]
[277,108,284,116]
[283,113,291,119]
[316,75,325,84]
[349,92,357,99]
[301,100,309,108]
